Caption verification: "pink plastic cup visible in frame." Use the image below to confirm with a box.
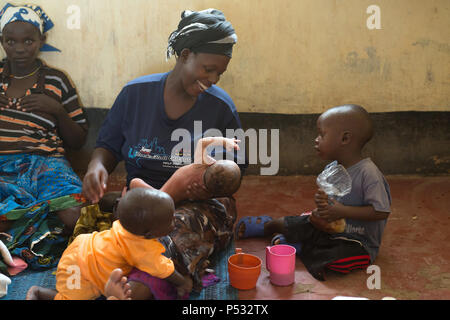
[265,244,296,286]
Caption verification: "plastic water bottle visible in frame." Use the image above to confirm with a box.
[315,164,351,234]
[316,163,352,198]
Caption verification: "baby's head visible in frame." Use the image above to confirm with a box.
[117,188,175,239]
[315,104,373,161]
[204,160,242,197]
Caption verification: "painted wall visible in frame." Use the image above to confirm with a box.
[0,0,449,114]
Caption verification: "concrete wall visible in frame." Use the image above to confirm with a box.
[1,0,449,113]
[65,109,450,176]
[1,1,449,175]
[238,111,450,176]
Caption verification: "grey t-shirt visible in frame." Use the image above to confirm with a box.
[327,158,391,262]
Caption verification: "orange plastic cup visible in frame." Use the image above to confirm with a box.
[228,248,262,290]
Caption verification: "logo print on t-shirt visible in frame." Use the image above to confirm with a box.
[128,137,192,169]
[128,137,166,159]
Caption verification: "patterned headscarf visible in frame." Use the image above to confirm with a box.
[167,8,237,60]
[0,3,60,52]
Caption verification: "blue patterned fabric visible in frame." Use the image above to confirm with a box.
[0,154,82,216]
[0,154,83,270]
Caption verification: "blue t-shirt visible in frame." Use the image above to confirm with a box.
[328,158,392,262]
[96,72,244,189]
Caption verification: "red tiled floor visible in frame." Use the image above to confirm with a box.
[107,173,450,300]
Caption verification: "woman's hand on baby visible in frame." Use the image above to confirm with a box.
[16,94,64,116]
[186,181,212,201]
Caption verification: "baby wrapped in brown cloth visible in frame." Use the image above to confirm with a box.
[71,137,242,296]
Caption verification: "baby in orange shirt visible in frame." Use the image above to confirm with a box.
[26,188,192,300]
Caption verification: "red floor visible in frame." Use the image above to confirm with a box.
[233,175,450,300]
[107,174,450,300]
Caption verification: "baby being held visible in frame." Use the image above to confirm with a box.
[131,137,242,203]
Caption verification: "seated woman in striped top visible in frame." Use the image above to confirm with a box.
[0,4,87,270]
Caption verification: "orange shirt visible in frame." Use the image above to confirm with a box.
[73,220,174,293]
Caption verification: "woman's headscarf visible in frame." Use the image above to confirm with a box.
[0,3,60,52]
[167,8,237,60]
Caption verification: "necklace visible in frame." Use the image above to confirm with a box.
[10,65,41,80]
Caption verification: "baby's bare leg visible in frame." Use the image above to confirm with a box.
[161,164,207,203]
[26,286,57,300]
[104,268,132,300]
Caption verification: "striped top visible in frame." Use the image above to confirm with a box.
[0,59,87,156]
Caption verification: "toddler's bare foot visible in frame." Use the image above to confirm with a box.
[104,268,132,300]
[26,286,40,300]
[26,286,57,300]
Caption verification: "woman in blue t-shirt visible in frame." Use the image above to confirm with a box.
[82,9,245,298]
